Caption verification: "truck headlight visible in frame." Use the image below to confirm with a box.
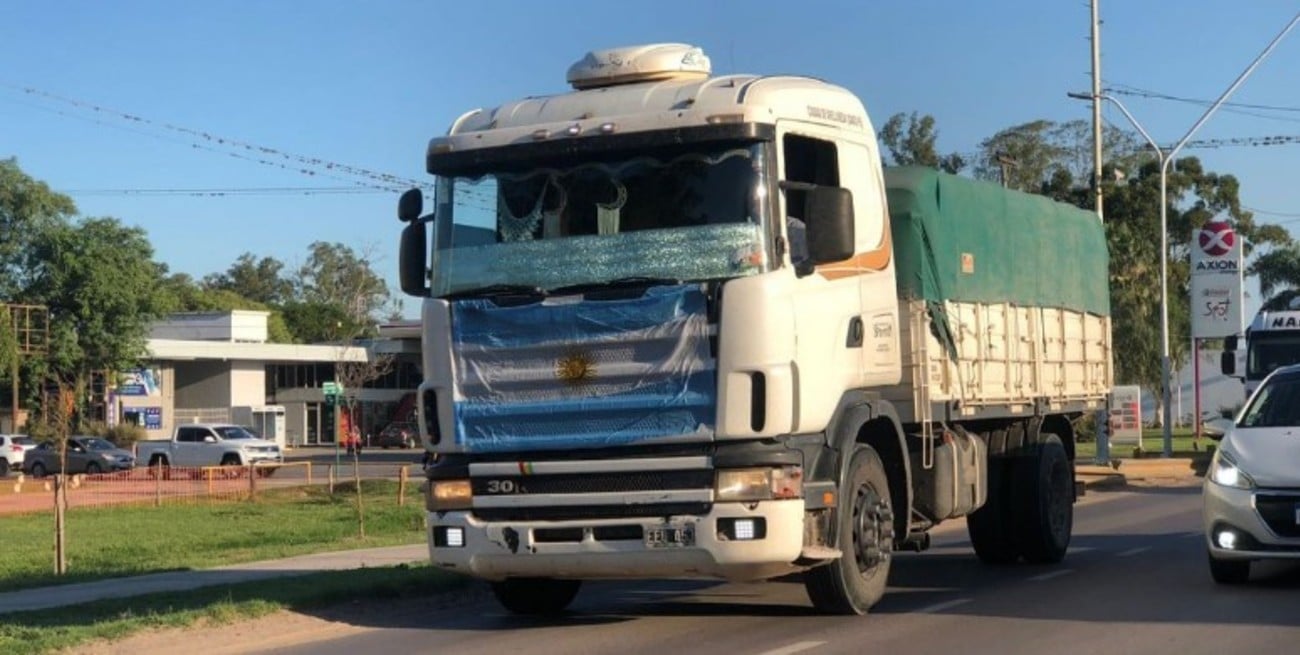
[1209,451,1255,490]
[715,466,802,502]
[427,479,472,511]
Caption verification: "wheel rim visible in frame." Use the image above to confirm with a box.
[851,482,894,573]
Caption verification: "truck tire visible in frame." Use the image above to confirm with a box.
[30,461,47,478]
[804,444,895,615]
[967,457,1019,564]
[489,578,582,615]
[1013,434,1072,564]
[1208,553,1250,584]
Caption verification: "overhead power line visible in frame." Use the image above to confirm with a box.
[63,186,393,197]
[1,82,429,192]
[1106,84,1300,125]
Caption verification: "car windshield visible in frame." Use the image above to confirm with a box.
[430,141,772,297]
[1238,374,1300,428]
[215,427,258,440]
[81,438,116,451]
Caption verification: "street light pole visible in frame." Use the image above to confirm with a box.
[1070,11,1300,458]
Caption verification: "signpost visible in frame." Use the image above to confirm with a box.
[1190,221,1244,443]
[323,381,343,467]
[1108,386,1143,453]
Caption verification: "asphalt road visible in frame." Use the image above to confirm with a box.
[253,484,1299,655]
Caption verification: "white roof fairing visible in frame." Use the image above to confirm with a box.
[429,68,873,161]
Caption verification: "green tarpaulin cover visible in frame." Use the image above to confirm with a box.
[885,166,1110,317]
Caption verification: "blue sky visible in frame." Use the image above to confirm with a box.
[2,1,1299,319]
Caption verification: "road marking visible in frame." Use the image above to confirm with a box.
[1028,569,1075,582]
[915,598,972,614]
[1119,546,1150,557]
[758,641,826,655]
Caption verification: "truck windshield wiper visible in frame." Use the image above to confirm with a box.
[548,277,683,297]
[441,284,547,301]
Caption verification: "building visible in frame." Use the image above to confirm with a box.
[108,310,421,446]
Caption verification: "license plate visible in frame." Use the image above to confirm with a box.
[645,524,695,548]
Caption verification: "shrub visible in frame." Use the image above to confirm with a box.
[104,424,147,448]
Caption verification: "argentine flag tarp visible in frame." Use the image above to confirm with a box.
[450,284,716,453]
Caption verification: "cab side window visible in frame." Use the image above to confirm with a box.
[782,135,840,269]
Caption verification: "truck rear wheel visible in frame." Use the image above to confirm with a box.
[804,444,895,615]
[967,457,1019,564]
[148,455,171,480]
[1013,434,1072,564]
[489,578,582,615]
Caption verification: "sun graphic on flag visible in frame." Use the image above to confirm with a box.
[555,351,597,385]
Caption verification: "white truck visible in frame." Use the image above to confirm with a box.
[395,43,1113,616]
[135,423,284,472]
[1222,309,1300,396]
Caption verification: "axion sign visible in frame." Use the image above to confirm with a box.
[1189,220,1243,339]
[1198,221,1236,257]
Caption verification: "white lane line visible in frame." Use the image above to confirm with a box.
[1028,569,1075,582]
[758,641,826,655]
[1119,546,1151,557]
[915,598,973,614]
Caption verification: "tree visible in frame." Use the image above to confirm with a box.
[158,273,294,343]
[280,301,355,344]
[202,253,294,306]
[296,242,394,335]
[21,217,169,409]
[1250,245,1300,310]
[1,158,77,299]
[973,119,1141,194]
[877,112,966,173]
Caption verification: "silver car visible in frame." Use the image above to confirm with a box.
[1203,364,1300,584]
[23,436,136,477]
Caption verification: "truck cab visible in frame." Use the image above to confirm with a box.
[1222,309,1300,396]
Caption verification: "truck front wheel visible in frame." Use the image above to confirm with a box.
[803,444,895,615]
[489,578,582,615]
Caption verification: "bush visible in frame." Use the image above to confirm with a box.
[104,424,146,448]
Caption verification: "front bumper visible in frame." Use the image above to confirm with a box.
[1203,480,1300,560]
[244,452,284,464]
[427,499,807,581]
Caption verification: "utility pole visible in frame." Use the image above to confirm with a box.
[1090,0,1104,221]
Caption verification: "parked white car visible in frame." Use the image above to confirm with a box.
[135,423,283,472]
[1,434,37,471]
[1203,364,1300,583]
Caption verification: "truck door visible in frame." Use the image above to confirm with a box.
[777,122,899,432]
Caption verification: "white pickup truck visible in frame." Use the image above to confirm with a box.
[135,423,284,472]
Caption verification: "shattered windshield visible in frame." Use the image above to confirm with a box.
[429,142,772,297]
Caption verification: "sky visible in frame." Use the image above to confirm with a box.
[2,0,1300,325]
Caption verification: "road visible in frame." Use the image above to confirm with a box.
[108,483,1300,655]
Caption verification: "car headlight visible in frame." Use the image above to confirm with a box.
[101,453,116,461]
[1209,450,1255,490]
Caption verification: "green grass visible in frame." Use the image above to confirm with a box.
[1074,427,1217,460]
[0,481,427,593]
[0,564,468,655]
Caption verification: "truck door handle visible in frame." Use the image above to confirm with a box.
[846,317,864,348]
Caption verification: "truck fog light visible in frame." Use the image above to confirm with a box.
[734,519,756,540]
[718,517,766,541]
[433,526,466,548]
[1216,530,1238,550]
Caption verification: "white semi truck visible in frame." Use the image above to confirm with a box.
[395,43,1113,616]
[1222,309,1300,395]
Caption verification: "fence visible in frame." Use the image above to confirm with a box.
[0,462,415,515]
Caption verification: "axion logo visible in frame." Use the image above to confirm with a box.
[1198,221,1236,257]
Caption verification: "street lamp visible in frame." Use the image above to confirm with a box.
[1069,11,1299,457]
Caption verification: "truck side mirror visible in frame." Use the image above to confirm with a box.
[204,435,217,444]
[399,219,430,297]
[805,186,855,265]
[1223,335,1238,351]
[398,188,423,223]
[1221,351,1236,377]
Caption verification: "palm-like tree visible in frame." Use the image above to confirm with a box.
[1250,245,1300,311]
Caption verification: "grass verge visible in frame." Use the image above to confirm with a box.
[0,564,467,655]
[0,480,426,593]
[1075,428,1217,460]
